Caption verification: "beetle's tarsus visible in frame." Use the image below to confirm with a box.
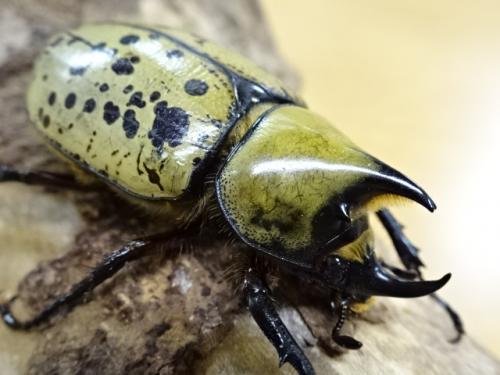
[377,208,465,340]
[243,269,316,375]
[0,235,172,331]
[331,297,363,350]
[0,296,26,329]
[0,300,33,330]
[0,164,84,189]
[430,291,465,343]
[333,334,363,350]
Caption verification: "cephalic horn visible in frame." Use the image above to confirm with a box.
[328,255,450,298]
[356,259,451,298]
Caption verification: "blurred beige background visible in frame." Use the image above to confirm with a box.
[263,0,500,358]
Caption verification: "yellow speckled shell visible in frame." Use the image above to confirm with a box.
[27,23,298,200]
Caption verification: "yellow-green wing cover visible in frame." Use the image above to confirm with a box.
[27,23,297,199]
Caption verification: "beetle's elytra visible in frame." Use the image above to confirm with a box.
[0,23,463,375]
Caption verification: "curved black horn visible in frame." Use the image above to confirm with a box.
[375,162,437,212]
[327,255,451,298]
[359,262,451,298]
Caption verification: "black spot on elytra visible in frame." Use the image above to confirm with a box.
[148,101,190,149]
[120,34,140,45]
[93,42,107,50]
[99,83,109,92]
[130,56,140,64]
[159,160,167,172]
[184,79,208,96]
[65,93,77,109]
[38,107,44,120]
[166,49,183,58]
[111,58,134,75]
[98,169,108,177]
[211,118,223,128]
[127,92,146,108]
[103,101,120,125]
[42,74,48,81]
[123,85,134,94]
[48,92,56,106]
[83,98,96,113]
[68,123,74,129]
[150,91,160,102]
[197,133,210,145]
[42,115,50,128]
[136,146,144,175]
[143,163,164,191]
[123,109,140,138]
[70,66,87,76]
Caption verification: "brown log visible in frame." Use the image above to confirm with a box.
[0,1,498,374]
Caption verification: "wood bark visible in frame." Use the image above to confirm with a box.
[0,0,498,374]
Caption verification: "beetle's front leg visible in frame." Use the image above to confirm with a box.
[0,231,175,330]
[330,295,362,350]
[376,208,464,341]
[243,269,315,375]
[0,164,84,189]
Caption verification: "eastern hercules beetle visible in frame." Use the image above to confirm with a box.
[0,23,463,375]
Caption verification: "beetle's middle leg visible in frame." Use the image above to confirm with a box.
[0,231,180,330]
[376,208,464,341]
[243,268,316,375]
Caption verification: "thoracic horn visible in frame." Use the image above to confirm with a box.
[343,157,437,213]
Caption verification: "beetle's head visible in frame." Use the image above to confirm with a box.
[216,105,449,297]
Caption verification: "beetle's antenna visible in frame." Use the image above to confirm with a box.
[331,297,363,350]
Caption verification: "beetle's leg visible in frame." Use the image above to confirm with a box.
[0,232,171,330]
[243,268,316,375]
[428,294,464,343]
[376,209,424,271]
[0,164,86,189]
[330,296,363,350]
[376,208,464,341]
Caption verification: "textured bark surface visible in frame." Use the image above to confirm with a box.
[0,0,498,374]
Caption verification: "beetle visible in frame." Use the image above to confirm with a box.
[0,23,463,375]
